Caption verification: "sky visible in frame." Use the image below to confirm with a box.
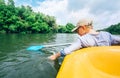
[12,0,120,29]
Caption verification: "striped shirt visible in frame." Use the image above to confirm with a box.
[60,31,120,56]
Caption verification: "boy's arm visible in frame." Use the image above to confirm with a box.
[48,38,82,61]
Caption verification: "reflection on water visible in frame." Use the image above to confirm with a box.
[0,33,77,78]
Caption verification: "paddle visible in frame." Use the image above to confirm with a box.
[26,43,72,51]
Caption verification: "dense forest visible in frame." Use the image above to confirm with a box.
[0,0,120,34]
[0,0,75,34]
[101,23,120,34]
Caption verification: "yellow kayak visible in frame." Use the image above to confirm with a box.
[57,46,120,78]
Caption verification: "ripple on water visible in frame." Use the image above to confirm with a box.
[0,50,58,78]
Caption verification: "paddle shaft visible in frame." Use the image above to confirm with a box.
[44,43,72,47]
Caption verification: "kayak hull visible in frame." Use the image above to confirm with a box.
[57,46,120,78]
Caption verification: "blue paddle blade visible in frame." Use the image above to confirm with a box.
[26,45,44,51]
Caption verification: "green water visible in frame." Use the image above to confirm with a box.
[0,33,77,78]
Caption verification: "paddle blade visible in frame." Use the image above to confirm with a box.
[26,45,44,51]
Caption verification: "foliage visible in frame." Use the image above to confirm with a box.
[0,0,75,34]
[1,0,119,34]
[101,23,120,34]
[58,23,75,33]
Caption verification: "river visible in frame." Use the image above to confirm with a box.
[0,33,77,78]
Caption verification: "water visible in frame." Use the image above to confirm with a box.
[0,33,77,78]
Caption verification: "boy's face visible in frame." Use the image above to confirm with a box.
[77,26,90,36]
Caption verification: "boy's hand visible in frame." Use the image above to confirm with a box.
[48,55,57,61]
[48,52,61,61]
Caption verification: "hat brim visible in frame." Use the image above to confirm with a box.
[71,26,79,32]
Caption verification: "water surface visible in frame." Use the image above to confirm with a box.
[0,33,77,78]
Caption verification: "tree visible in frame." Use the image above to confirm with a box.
[0,0,76,34]
[9,24,17,33]
[58,25,67,33]
[65,23,75,33]
[0,0,5,5]
[7,0,15,7]
[101,23,120,34]
[0,0,6,31]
